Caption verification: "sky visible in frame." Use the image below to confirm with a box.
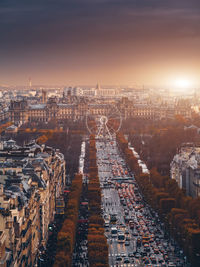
[0,0,200,87]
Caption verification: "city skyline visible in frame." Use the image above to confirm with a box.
[0,2,200,264]
[0,0,200,88]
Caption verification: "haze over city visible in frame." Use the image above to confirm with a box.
[0,0,200,88]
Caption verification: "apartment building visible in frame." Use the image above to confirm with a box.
[171,144,200,198]
[0,140,65,266]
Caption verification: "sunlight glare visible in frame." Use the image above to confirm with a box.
[174,78,192,90]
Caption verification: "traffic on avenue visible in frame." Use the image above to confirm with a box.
[96,139,188,267]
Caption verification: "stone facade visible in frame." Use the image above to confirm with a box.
[0,140,65,266]
[171,144,200,198]
[9,97,192,125]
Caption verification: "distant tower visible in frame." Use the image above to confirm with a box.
[28,77,32,88]
[42,89,47,103]
[96,82,101,90]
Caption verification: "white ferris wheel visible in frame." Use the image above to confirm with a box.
[86,105,122,139]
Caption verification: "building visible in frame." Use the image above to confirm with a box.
[5,125,18,134]
[0,231,10,267]
[0,104,9,124]
[0,140,65,266]
[42,90,47,104]
[170,144,200,198]
[94,83,119,97]
[9,99,29,125]
[9,96,192,125]
[63,87,83,97]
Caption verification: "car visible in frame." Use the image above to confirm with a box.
[135,253,141,258]
[104,223,109,228]
[151,257,157,264]
[141,251,147,256]
[131,258,135,263]
[144,258,150,264]
[124,257,130,264]
[158,257,164,263]
[125,241,130,246]
[132,231,138,236]
[116,256,122,261]
[124,210,129,216]
[168,262,176,267]
[145,246,151,252]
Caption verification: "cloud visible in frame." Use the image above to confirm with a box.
[0,0,199,41]
[0,0,200,84]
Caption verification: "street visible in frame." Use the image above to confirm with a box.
[96,138,188,267]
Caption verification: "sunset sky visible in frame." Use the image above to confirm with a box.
[0,0,200,87]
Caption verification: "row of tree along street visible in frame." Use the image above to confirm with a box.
[126,117,200,176]
[116,132,200,266]
[53,134,109,266]
[87,134,109,267]
[53,173,83,267]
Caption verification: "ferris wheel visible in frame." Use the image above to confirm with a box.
[86,105,122,139]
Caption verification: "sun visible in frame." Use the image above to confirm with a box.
[174,78,191,89]
[169,76,195,93]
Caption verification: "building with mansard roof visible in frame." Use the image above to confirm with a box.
[9,96,192,125]
[171,143,200,198]
[0,140,65,266]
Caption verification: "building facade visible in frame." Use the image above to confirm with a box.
[0,140,65,266]
[9,97,192,125]
[170,144,200,198]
